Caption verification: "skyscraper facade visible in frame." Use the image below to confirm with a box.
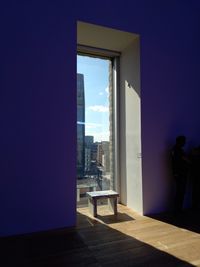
[77,73,85,179]
[85,136,94,174]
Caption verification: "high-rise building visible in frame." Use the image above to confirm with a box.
[96,141,110,173]
[77,73,85,179]
[85,136,94,148]
[91,142,98,162]
[85,148,91,174]
[97,143,103,165]
[84,136,94,174]
[102,141,110,174]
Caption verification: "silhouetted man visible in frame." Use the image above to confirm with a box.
[171,135,189,213]
[190,146,200,210]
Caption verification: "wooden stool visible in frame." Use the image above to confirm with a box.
[87,190,119,217]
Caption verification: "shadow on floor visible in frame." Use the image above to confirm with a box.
[0,229,99,267]
[77,211,195,267]
[0,212,196,267]
[95,212,135,224]
[149,209,200,234]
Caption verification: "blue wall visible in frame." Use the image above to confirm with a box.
[0,1,200,236]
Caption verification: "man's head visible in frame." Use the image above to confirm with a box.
[176,135,186,147]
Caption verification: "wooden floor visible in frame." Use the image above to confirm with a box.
[1,204,200,266]
[77,204,200,267]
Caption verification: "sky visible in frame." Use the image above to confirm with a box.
[77,55,110,142]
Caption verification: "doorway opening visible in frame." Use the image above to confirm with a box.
[77,21,142,214]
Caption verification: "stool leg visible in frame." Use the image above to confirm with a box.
[77,188,80,202]
[108,197,117,215]
[88,198,97,217]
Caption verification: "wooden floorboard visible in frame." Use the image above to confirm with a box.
[1,204,200,266]
[77,204,200,267]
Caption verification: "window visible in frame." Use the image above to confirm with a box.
[76,51,118,206]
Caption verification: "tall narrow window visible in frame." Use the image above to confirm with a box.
[77,54,115,207]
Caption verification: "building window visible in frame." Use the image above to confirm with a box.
[77,52,117,206]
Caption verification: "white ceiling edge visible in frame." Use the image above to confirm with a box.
[77,21,139,52]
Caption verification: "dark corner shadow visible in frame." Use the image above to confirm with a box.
[0,227,98,266]
[148,209,200,234]
[95,212,135,224]
[77,211,195,267]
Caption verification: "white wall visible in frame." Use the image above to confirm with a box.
[120,39,143,213]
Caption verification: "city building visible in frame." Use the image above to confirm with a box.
[91,142,98,162]
[84,147,91,174]
[84,136,94,174]
[85,136,94,148]
[97,142,103,165]
[77,73,85,179]
[102,141,110,174]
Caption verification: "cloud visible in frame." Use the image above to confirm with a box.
[77,121,85,125]
[105,87,109,94]
[77,122,103,129]
[99,92,104,96]
[88,105,109,112]
[85,122,102,129]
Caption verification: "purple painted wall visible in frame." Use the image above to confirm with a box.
[140,2,200,213]
[0,1,200,236]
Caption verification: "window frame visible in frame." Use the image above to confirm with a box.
[77,45,120,193]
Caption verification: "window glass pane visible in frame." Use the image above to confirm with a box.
[77,55,114,207]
